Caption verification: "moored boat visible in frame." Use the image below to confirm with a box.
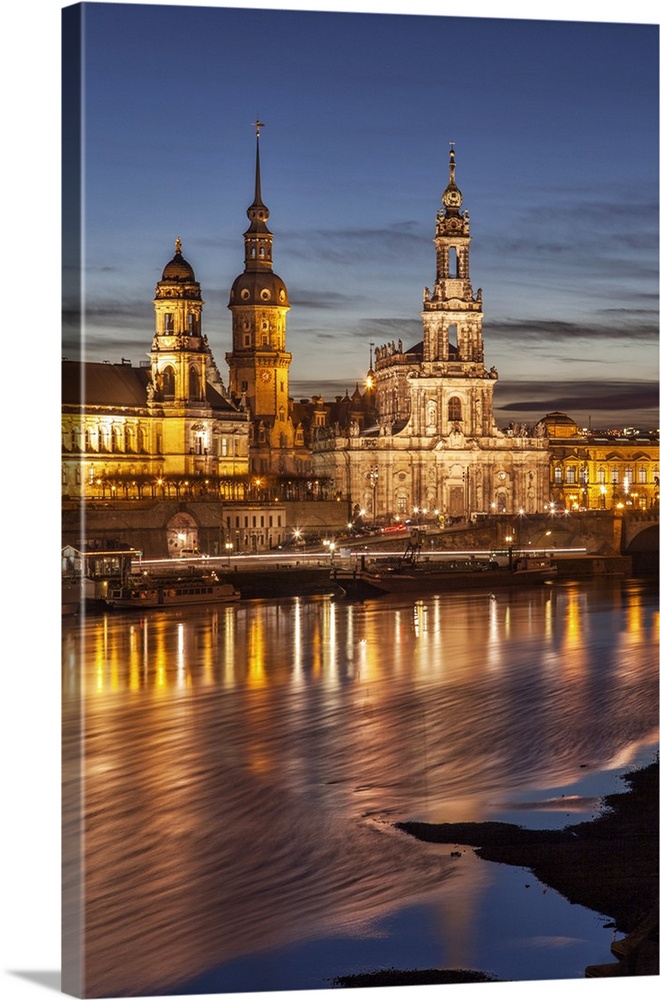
[105,572,240,608]
[358,555,557,596]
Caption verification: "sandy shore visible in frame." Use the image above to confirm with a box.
[335,760,658,985]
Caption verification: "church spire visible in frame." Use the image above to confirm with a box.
[441,142,463,215]
[243,120,273,271]
[249,120,267,217]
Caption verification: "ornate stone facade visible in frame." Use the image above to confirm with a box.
[312,147,550,520]
[226,124,311,481]
[61,240,250,502]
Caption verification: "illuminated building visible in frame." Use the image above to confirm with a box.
[311,147,551,519]
[542,411,659,511]
[63,137,656,554]
[62,241,255,555]
[225,123,311,484]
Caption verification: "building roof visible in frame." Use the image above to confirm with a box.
[62,360,243,415]
[62,361,151,407]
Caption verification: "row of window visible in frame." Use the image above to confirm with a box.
[65,427,149,452]
[554,466,657,485]
[227,513,284,530]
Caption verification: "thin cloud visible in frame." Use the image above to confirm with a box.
[495,379,658,413]
[486,318,658,342]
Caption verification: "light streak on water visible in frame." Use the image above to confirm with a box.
[62,579,658,996]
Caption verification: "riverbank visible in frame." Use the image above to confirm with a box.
[334,760,657,986]
[382,759,658,982]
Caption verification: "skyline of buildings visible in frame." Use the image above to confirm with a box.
[61,1,658,430]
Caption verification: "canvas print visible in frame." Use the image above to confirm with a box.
[61,1,659,997]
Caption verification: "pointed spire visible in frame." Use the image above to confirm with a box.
[252,120,265,207]
[243,121,273,270]
[442,141,463,214]
[248,120,268,219]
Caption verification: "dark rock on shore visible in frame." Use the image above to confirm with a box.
[333,968,500,987]
[396,760,658,935]
[396,759,658,977]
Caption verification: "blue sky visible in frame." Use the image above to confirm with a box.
[61,1,659,429]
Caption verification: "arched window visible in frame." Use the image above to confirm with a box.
[162,366,175,398]
[189,366,201,400]
[448,397,462,421]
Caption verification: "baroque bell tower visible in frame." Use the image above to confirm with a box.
[422,143,485,366]
[226,122,291,424]
[150,238,210,405]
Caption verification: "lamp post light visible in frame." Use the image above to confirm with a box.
[225,541,233,568]
[367,466,379,521]
[505,534,514,572]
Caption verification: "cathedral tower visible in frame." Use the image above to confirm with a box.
[422,143,485,366]
[313,144,548,521]
[226,123,292,424]
[149,238,211,405]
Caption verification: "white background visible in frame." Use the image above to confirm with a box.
[1,2,657,999]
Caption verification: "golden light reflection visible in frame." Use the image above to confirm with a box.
[486,596,501,670]
[562,588,584,655]
[176,622,186,687]
[293,599,303,679]
[247,614,266,686]
[626,591,642,639]
[223,609,236,686]
[545,592,553,639]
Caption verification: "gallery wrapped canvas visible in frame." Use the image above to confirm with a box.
[61,1,658,998]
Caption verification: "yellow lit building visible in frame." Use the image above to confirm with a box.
[542,411,659,511]
[63,136,657,547]
[225,124,311,484]
[62,240,250,505]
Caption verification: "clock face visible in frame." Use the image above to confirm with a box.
[260,370,272,382]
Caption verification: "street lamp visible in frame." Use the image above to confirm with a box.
[225,541,233,567]
[505,534,514,572]
[367,466,379,521]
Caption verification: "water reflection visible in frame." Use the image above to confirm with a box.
[62,580,658,996]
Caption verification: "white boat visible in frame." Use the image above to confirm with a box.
[105,573,240,609]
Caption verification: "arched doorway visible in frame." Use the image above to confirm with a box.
[166,511,199,558]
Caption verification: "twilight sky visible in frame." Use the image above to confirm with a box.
[62,0,659,430]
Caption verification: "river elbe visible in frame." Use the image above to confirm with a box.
[62,577,658,996]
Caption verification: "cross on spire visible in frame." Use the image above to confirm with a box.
[253,119,265,137]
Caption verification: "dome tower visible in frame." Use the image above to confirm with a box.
[149,237,210,405]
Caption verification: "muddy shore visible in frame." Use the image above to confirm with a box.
[335,760,658,986]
